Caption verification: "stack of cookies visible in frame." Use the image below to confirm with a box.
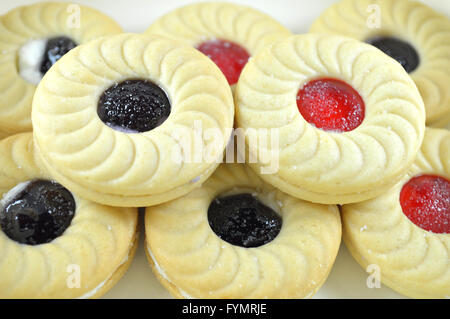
[0,0,448,299]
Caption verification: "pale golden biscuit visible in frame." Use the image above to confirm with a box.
[0,2,123,138]
[88,232,139,299]
[0,133,138,299]
[32,33,234,207]
[145,163,341,299]
[235,33,426,204]
[431,116,450,130]
[310,0,450,127]
[341,128,450,299]
[145,2,291,87]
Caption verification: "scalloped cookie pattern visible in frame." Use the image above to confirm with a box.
[32,33,234,207]
[145,163,341,299]
[235,33,426,205]
[0,133,138,299]
[310,0,450,127]
[0,2,123,137]
[341,128,450,299]
[146,2,291,53]
[145,2,291,87]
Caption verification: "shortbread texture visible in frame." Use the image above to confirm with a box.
[235,33,426,204]
[146,163,341,299]
[0,2,123,138]
[342,128,450,299]
[310,0,450,127]
[146,2,291,55]
[0,133,137,298]
[32,33,234,207]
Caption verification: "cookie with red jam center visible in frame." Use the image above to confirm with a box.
[342,128,450,299]
[235,33,425,205]
[310,0,450,127]
[145,2,291,88]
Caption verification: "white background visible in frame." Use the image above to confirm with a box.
[1,0,448,299]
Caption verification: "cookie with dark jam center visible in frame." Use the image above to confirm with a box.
[208,193,282,248]
[98,79,171,133]
[0,180,76,245]
[366,36,419,73]
[40,36,78,75]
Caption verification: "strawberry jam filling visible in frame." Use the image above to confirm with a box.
[400,174,450,234]
[296,78,365,132]
[197,39,250,85]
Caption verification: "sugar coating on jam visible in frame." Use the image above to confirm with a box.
[98,79,171,133]
[40,36,78,75]
[208,193,282,248]
[0,180,76,245]
[366,36,419,73]
[197,39,250,85]
[400,175,450,234]
[296,78,365,132]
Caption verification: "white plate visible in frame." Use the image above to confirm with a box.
[1,0,447,299]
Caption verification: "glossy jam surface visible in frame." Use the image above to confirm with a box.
[98,79,171,133]
[197,39,250,85]
[400,175,450,234]
[40,36,78,75]
[0,180,76,245]
[296,78,365,132]
[366,36,419,73]
[208,193,282,248]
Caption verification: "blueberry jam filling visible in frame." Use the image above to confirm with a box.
[208,193,282,248]
[40,36,78,75]
[366,36,419,73]
[0,180,76,245]
[98,79,171,133]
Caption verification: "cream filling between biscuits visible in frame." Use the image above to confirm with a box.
[77,254,129,299]
[18,38,47,85]
[77,231,138,299]
[147,245,193,299]
[0,181,31,208]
